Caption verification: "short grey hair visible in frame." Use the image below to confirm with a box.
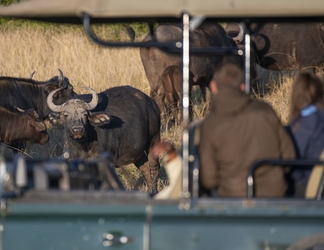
[212,62,244,88]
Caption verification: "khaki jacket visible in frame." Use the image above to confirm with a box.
[199,85,296,197]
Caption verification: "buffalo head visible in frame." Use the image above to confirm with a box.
[44,69,76,104]
[16,107,50,145]
[47,87,110,139]
[225,23,244,44]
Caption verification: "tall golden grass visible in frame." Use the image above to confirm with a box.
[0,24,148,93]
[0,23,295,190]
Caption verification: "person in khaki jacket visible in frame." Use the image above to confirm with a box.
[199,56,296,198]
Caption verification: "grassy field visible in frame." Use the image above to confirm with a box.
[0,22,295,190]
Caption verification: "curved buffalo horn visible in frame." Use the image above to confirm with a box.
[123,24,135,42]
[232,23,244,43]
[33,111,40,119]
[16,107,25,113]
[81,87,99,110]
[29,71,36,79]
[57,69,68,88]
[46,87,66,113]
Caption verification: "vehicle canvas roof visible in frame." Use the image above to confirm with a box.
[0,0,324,23]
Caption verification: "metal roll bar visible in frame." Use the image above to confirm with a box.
[82,12,243,55]
[247,159,324,199]
[82,12,252,208]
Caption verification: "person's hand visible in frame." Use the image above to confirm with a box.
[151,141,177,165]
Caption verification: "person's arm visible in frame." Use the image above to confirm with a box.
[278,121,296,159]
[199,121,219,190]
[304,114,324,159]
[263,102,296,159]
[262,104,296,160]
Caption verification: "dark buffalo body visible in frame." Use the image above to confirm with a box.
[0,70,75,118]
[226,22,324,72]
[0,70,75,151]
[0,107,49,147]
[252,23,324,72]
[140,22,235,122]
[47,85,161,192]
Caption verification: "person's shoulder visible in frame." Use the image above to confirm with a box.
[249,98,275,113]
[299,105,324,123]
[301,105,318,117]
[189,119,204,135]
[292,106,324,130]
[318,108,324,120]
[200,113,215,126]
[199,115,217,137]
[189,119,204,129]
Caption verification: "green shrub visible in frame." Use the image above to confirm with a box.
[0,0,150,39]
[0,0,20,6]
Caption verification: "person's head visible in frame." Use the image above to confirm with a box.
[289,72,324,122]
[210,55,245,94]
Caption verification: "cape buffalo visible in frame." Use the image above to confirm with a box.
[0,107,49,149]
[0,69,75,118]
[226,22,324,74]
[0,69,75,151]
[138,22,236,124]
[47,85,161,192]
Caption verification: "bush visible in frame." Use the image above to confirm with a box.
[0,0,150,39]
[0,0,20,6]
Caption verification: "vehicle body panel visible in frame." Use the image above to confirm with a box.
[1,193,324,249]
[1,1,324,250]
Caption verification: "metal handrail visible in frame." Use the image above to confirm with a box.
[243,21,251,94]
[247,159,324,199]
[82,11,253,207]
[82,12,243,56]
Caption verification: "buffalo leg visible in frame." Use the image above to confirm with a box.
[161,67,177,124]
[136,155,159,193]
[162,66,182,125]
[148,146,160,193]
[154,86,168,123]
[172,67,183,125]
[145,67,167,122]
[137,162,159,193]
[10,140,26,155]
[315,68,324,82]
[151,86,167,123]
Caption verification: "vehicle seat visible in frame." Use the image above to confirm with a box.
[152,120,203,200]
[154,154,182,199]
[305,150,324,199]
[188,119,206,198]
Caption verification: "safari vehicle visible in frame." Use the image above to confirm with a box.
[0,0,324,249]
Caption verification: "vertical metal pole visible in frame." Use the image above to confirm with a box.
[243,21,251,94]
[180,12,191,210]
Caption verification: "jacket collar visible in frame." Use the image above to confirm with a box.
[210,85,251,116]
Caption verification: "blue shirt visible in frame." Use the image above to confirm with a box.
[290,105,324,159]
[288,105,324,185]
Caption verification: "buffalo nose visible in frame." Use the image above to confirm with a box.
[71,126,84,134]
[39,132,50,145]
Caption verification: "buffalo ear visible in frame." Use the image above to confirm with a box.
[45,83,62,98]
[44,85,61,98]
[48,112,62,126]
[89,112,111,126]
[30,120,46,131]
[16,107,25,113]
[321,23,324,33]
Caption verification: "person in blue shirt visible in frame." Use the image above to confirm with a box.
[288,72,324,197]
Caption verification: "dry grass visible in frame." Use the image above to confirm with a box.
[261,75,294,125]
[0,24,148,93]
[255,65,296,125]
[0,23,297,190]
